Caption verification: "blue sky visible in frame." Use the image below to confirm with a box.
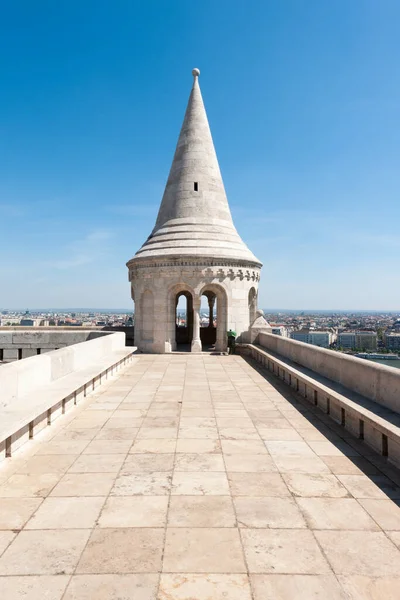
[1,1,399,310]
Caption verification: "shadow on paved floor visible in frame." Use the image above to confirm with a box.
[242,353,400,507]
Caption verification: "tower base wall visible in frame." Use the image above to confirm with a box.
[129,260,261,354]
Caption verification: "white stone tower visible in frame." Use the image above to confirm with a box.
[127,68,263,353]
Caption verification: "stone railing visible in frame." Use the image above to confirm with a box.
[242,335,400,468]
[0,326,135,362]
[0,333,135,460]
[258,333,400,414]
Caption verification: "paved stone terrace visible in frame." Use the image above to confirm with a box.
[1,354,400,599]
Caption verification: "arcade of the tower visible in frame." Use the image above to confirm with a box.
[129,260,261,353]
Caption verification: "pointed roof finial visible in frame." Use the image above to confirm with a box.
[192,67,200,78]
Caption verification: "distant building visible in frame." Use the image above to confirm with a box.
[291,329,335,348]
[385,333,400,351]
[338,331,377,351]
[291,329,310,344]
[271,326,288,337]
[20,319,43,326]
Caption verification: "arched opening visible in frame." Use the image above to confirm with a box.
[249,287,257,326]
[200,291,217,348]
[199,284,228,353]
[175,291,194,349]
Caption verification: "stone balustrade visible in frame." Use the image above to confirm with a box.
[0,332,135,461]
[258,332,400,413]
[243,336,400,468]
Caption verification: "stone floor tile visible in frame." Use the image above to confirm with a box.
[259,428,303,441]
[250,574,347,599]
[163,528,246,573]
[0,529,90,575]
[142,418,178,428]
[176,439,221,453]
[111,472,172,495]
[180,408,215,417]
[137,428,178,439]
[168,496,236,527]
[122,453,174,473]
[228,472,290,496]
[0,532,16,557]
[104,417,144,428]
[282,473,349,497]
[265,441,316,457]
[179,417,216,427]
[219,428,260,440]
[77,528,164,573]
[178,426,219,439]
[24,496,105,529]
[307,441,360,457]
[0,498,42,529]
[174,453,225,472]
[68,454,126,473]
[297,497,379,530]
[216,417,255,428]
[0,575,69,599]
[338,575,400,600]
[0,473,61,498]
[221,440,268,454]
[241,529,330,574]
[36,441,89,455]
[272,456,331,473]
[358,498,400,530]
[50,472,116,496]
[130,439,177,453]
[98,496,168,527]
[63,574,159,600]
[16,455,77,475]
[83,440,133,454]
[214,410,248,417]
[67,419,107,430]
[224,454,278,472]
[235,497,306,528]
[315,530,400,575]
[112,409,147,419]
[171,471,230,495]
[87,402,119,410]
[253,418,292,429]
[337,475,399,499]
[94,427,139,440]
[299,429,336,441]
[158,573,252,599]
[52,429,100,441]
[321,456,380,475]
[227,472,291,497]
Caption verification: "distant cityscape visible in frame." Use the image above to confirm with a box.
[1,308,400,357]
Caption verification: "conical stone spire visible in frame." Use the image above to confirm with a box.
[131,68,261,266]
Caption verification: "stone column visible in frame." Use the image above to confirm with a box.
[208,295,215,327]
[187,294,194,343]
[215,301,227,353]
[191,298,202,353]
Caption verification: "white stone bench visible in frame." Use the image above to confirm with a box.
[0,333,135,461]
[243,343,400,468]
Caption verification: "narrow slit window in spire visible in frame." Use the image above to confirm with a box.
[194,182,198,192]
